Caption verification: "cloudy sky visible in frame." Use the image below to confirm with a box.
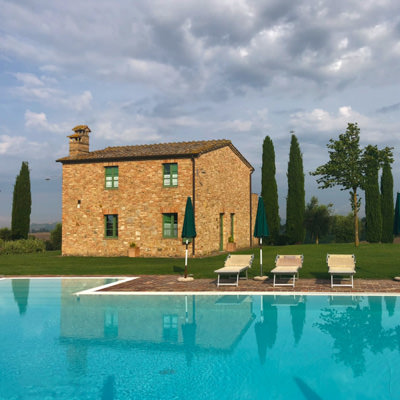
[1,0,400,227]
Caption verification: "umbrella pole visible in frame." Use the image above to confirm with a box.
[260,295,264,323]
[260,237,263,277]
[184,240,188,278]
[185,295,188,322]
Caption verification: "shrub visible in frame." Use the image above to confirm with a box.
[0,238,45,255]
[50,223,62,250]
[331,214,356,243]
[0,227,12,241]
[0,228,11,241]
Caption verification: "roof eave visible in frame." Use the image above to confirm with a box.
[56,152,201,164]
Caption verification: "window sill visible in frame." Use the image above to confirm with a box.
[104,237,118,240]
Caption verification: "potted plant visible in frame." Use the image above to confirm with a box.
[226,236,236,252]
[128,242,140,257]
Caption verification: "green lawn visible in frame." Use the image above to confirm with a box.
[1,243,400,279]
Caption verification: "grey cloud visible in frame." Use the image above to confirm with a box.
[3,0,400,99]
[376,102,400,114]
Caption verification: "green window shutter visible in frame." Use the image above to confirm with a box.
[163,164,171,186]
[171,163,178,186]
[112,167,118,188]
[230,213,234,240]
[105,167,119,189]
[163,213,178,237]
[104,214,118,237]
[163,163,178,187]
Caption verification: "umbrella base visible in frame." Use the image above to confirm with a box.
[253,275,268,281]
[177,277,194,282]
[393,276,400,282]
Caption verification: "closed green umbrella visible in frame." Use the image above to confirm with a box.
[253,197,269,277]
[181,197,196,278]
[394,193,400,236]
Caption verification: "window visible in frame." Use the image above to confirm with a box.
[163,163,178,187]
[104,214,118,238]
[105,166,118,189]
[163,213,178,238]
[163,314,178,342]
[230,213,235,240]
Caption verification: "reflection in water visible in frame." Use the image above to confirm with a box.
[290,298,306,345]
[2,279,400,400]
[60,281,255,374]
[293,377,323,400]
[315,296,399,377]
[101,375,115,400]
[182,295,196,366]
[254,296,277,364]
[385,296,397,317]
[66,343,88,376]
[255,295,307,363]
[11,279,30,315]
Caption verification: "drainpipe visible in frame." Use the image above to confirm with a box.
[192,156,196,256]
[249,170,253,247]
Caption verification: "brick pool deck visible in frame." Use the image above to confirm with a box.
[100,275,400,294]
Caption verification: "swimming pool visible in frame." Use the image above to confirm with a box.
[0,278,399,399]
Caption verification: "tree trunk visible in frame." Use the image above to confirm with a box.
[316,234,319,245]
[354,190,359,247]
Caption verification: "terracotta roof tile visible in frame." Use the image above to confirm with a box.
[56,139,253,170]
[58,139,227,161]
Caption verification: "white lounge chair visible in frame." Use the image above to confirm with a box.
[327,254,356,288]
[214,254,254,287]
[271,255,303,287]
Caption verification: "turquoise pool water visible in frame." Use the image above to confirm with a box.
[0,278,399,400]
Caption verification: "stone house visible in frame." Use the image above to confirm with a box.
[57,125,255,257]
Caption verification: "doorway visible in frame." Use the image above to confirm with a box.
[219,213,224,251]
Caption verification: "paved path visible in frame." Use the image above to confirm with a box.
[101,275,400,294]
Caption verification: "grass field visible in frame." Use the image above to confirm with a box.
[1,242,400,280]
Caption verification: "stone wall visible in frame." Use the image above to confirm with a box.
[61,147,253,257]
[194,146,253,255]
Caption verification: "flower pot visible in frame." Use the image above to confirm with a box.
[128,247,140,257]
[226,242,236,252]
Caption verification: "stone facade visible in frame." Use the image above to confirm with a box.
[58,129,255,257]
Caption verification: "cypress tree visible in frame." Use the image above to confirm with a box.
[381,161,394,243]
[11,161,32,240]
[363,145,382,243]
[261,136,280,241]
[286,134,305,243]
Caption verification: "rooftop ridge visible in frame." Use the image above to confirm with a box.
[102,138,231,151]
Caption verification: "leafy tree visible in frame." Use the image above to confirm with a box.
[381,161,394,243]
[286,134,305,243]
[304,196,332,244]
[11,162,31,240]
[261,136,280,241]
[311,123,363,246]
[362,145,382,243]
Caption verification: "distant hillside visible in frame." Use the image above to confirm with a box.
[30,222,59,233]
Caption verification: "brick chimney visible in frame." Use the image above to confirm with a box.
[68,125,90,156]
